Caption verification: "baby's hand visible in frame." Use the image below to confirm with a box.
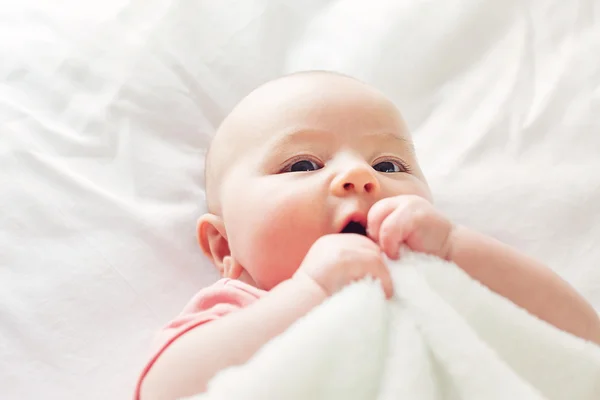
[368,195,455,260]
[295,233,393,298]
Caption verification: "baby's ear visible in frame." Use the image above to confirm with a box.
[197,214,230,276]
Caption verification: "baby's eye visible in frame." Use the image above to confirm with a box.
[372,160,408,173]
[285,159,322,173]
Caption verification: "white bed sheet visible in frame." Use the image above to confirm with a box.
[1,1,599,399]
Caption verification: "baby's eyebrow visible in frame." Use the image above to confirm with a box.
[371,131,414,147]
[266,129,333,151]
[267,129,414,153]
[361,131,416,155]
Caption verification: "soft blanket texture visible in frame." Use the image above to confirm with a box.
[190,252,600,400]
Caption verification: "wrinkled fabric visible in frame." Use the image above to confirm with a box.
[2,1,600,398]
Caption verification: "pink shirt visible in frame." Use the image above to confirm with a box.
[134,278,266,399]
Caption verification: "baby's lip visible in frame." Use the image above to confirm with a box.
[338,212,368,236]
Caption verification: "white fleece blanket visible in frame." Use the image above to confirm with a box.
[191,252,600,400]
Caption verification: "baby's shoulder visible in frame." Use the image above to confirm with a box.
[182,278,266,314]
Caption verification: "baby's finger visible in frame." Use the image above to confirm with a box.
[379,207,413,260]
[375,264,394,299]
[367,197,400,243]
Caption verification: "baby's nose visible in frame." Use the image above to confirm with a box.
[331,164,379,197]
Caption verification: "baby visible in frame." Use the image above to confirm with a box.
[136,71,600,400]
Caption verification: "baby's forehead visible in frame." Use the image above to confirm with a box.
[226,75,403,139]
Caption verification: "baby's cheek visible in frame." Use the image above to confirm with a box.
[231,191,325,289]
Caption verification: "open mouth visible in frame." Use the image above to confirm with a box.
[341,221,367,236]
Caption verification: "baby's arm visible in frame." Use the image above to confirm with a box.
[448,226,600,344]
[369,195,600,345]
[140,234,392,400]
[140,275,326,400]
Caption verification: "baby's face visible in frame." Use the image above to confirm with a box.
[206,74,431,290]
